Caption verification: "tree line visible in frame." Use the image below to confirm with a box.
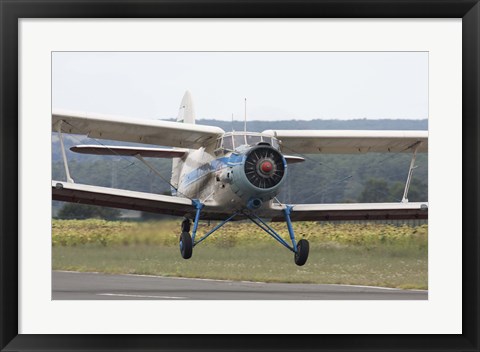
[53,118,427,219]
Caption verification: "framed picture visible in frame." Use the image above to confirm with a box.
[1,0,478,351]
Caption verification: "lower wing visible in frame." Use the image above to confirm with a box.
[52,181,227,220]
[52,181,194,217]
[266,202,428,222]
[53,181,427,222]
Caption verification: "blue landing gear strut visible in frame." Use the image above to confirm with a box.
[179,200,309,266]
[179,200,239,259]
[244,205,309,266]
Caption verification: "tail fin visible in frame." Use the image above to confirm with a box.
[171,91,194,195]
[176,90,195,124]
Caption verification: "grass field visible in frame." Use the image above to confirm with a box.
[52,219,428,289]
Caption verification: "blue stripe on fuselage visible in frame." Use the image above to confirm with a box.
[180,153,244,188]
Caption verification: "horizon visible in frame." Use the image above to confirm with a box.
[173,117,428,122]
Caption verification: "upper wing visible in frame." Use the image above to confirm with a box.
[70,145,188,158]
[262,130,428,154]
[53,110,224,149]
[266,202,428,222]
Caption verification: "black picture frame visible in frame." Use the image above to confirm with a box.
[1,1,479,351]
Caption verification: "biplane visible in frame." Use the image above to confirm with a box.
[52,91,428,266]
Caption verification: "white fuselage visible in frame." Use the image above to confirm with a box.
[173,132,286,212]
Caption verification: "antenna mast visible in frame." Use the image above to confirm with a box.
[231,113,234,132]
[244,98,247,132]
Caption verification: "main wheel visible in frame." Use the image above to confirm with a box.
[294,239,309,266]
[181,218,191,233]
[179,231,193,259]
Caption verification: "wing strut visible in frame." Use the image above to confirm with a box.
[54,120,74,183]
[134,154,167,183]
[402,142,421,203]
[133,154,188,199]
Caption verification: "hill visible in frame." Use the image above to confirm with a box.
[52,118,428,207]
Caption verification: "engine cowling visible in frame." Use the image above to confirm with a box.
[229,145,287,205]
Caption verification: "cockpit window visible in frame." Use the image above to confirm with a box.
[234,135,246,149]
[222,135,234,150]
[262,136,272,146]
[246,135,262,145]
[218,133,279,153]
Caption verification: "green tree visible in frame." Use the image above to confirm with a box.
[57,203,121,220]
[359,178,391,202]
[389,180,428,202]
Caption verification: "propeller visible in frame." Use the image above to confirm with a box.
[244,146,285,189]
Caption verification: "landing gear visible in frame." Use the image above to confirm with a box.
[294,239,309,266]
[178,200,308,266]
[178,200,239,260]
[179,218,193,259]
[179,231,193,259]
[181,218,191,233]
[243,205,309,266]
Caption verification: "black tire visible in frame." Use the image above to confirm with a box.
[181,218,191,233]
[294,239,309,266]
[179,231,193,259]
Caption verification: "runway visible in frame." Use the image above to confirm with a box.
[52,271,427,300]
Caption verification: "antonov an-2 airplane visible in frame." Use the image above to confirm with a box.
[52,91,428,266]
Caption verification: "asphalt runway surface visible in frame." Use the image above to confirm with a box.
[52,271,427,300]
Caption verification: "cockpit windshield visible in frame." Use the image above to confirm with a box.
[215,132,279,152]
[234,135,245,149]
[222,135,233,150]
[246,135,261,145]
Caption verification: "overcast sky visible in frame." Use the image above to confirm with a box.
[52,52,428,121]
